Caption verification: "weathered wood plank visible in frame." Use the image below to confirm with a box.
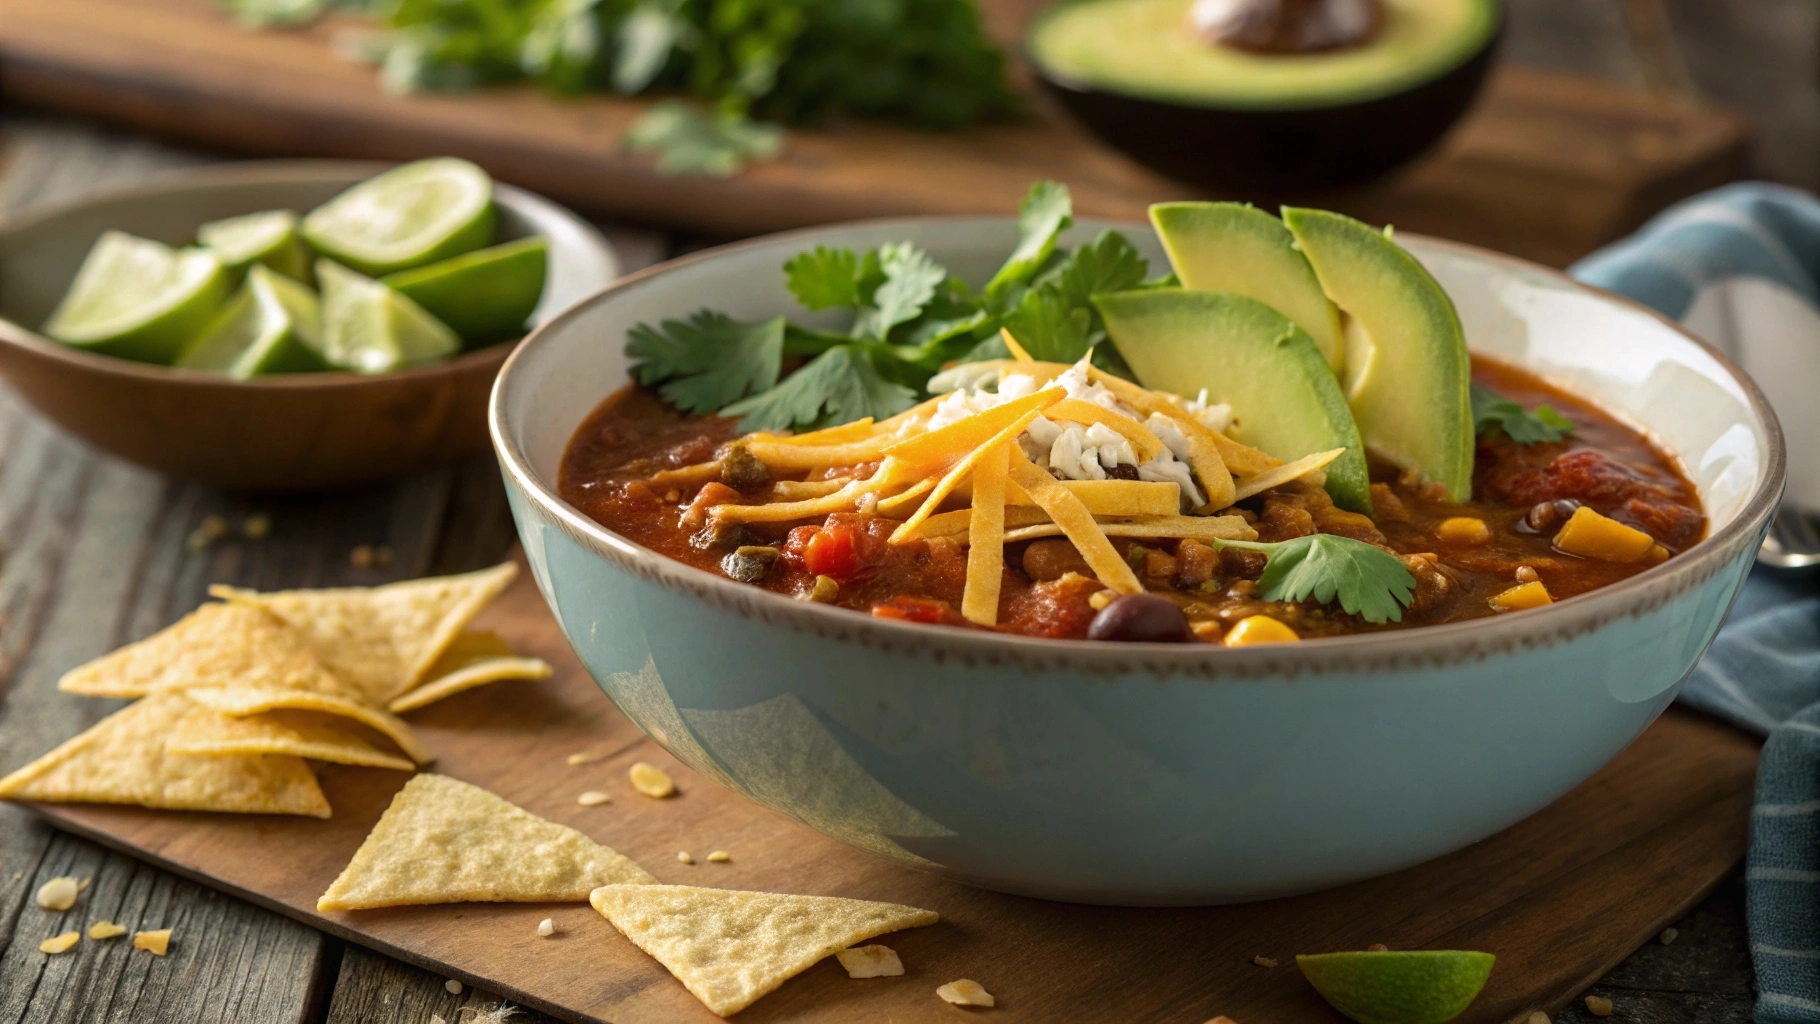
[326,946,558,1024]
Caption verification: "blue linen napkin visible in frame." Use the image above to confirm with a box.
[1573,182,1820,1024]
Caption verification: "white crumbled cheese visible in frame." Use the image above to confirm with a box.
[1145,413,1191,461]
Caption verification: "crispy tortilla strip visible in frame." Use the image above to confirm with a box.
[1003,515,1258,544]
[876,393,947,433]
[768,477,851,500]
[211,563,517,705]
[58,603,355,701]
[887,407,1043,540]
[0,695,330,818]
[185,686,431,765]
[318,774,653,911]
[743,434,896,470]
[750,418,877,446]
[998,326,1035,362]
[1230,447,1347,501]
[1007,479,1179,517]
[647,462,723,490]
[168,705,415,771]
[1087,367,1273,476]
[1045,399,1166,463]
[881,387,1064,473]
[1008,448,1143,595]
[913,505,1052,540]
[389,631,553,713]
[589,884,938,1017]
[961,441,1010,625]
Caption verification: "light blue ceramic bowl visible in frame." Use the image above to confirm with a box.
[490,218,1783,906]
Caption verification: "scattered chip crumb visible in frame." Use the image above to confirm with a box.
[201,515,228,539]
[537,918,556,937]
[242,514,271,540]
[566,749,608,766]
[1659,927,1678,945]
[446,978,463,994]
[1204,1018,1240,1024]
[1526,1013,1551,1024]
[133,929,172,955]
[1584,995,1613,1017]
[431,1017,447,1024]
[1251,955,1278,968]
[39,931,80,954]
[629,761,676,798]
[35,876,80,911]
[88,920,127,940]
[1367,943,1389,952]
[77,877,91,892]
[577,791,611,806]
[707,850,730,863]
[837,944,904,978]
[677,851,694,864]
[464,1006,521,1024]
[937,979,995,1007]
[350,545,375,568]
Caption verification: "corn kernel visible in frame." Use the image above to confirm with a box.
[1554,506,1655,562]
[1088,590,1116,611]
[1490,580,1553,612]
[1223,616,1299,646]
[1435,516,1491,545]
[1190,620,1223,643]
[1645,543,1670,564]
[629,761,676,798]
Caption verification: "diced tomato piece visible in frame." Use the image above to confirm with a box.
[869,596,962,625]
[803,522,862,580]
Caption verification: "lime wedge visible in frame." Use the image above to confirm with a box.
[382,236,547,345]
[198,210,311,281]
[317,259,460,373]
[44,231,229,364]
[302,158,495,276]
[177,266,329,378]
[1297,950,1496,1024]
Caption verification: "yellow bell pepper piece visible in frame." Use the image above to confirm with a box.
[1553,506,1657,562]
[1490,580,1553,612]
[1223,615,1300,646]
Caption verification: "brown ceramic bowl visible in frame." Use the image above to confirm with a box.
[0,161,617,492]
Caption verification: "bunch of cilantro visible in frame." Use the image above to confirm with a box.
[233,0,1017,174]
[629,182,1165,432]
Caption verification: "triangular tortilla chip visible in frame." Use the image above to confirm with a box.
[388,631,552,713]
[589,884,939,1016]
[212,564,516,706]
[167,705,415,771]
[57,603,355,701]
[0,696,330,818]
[317,773,654,911]
[184,686,431,765]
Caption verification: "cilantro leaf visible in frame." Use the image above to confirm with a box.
[721,344,917,432]
[626,311,785,414]
[785,246,866,310]
[1001,286,1094,363]
[996,229,1148,363]
[984,181,1072,301]
[1215,535,1416,624]
[853,242,945,341]
[1045,229,1148,308]
[624,101,785,177]
[1471,384,1574,444]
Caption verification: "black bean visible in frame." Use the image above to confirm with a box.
[721,545,780,583]
[1087,593,1193,643]
[718,445,771,491]
[1109,463,1141,481]
[691,521,758,551]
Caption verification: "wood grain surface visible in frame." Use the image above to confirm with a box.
[17,555,1761,1024]
[0,0,1748,267]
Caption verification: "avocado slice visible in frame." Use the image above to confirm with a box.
[1096,288,1372,513]
[1282,208,1473,502]
[1150,202,1344,371]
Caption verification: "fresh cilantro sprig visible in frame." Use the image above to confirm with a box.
[626,181,1150,432]
[1471,384,1574,444]
[1214,535,1417,624]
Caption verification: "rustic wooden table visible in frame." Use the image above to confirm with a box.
[2,0,1808,1014]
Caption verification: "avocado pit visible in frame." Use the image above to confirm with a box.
[1187,0,1384,54]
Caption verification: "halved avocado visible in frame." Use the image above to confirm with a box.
[1282,207,1472,501]
[1096,288,1372,513]
[1151,202,1344,371]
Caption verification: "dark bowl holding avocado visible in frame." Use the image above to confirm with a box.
[1028,0,1502,192]
[0,161,616,491]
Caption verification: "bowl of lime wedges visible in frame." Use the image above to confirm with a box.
[0,159,616,491]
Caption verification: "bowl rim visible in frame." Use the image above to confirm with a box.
[0,158,607,390]
[1023,0,1505,114]
[490,214,1786,674]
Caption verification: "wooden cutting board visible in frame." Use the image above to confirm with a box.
[0,0,1747,268]
[27,554,1761,1024]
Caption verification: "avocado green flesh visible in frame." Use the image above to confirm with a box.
[1096,288,1372,513]
[1030,0,1498,109]
[1151,202,1344,370]
[1283,208,1473,502]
